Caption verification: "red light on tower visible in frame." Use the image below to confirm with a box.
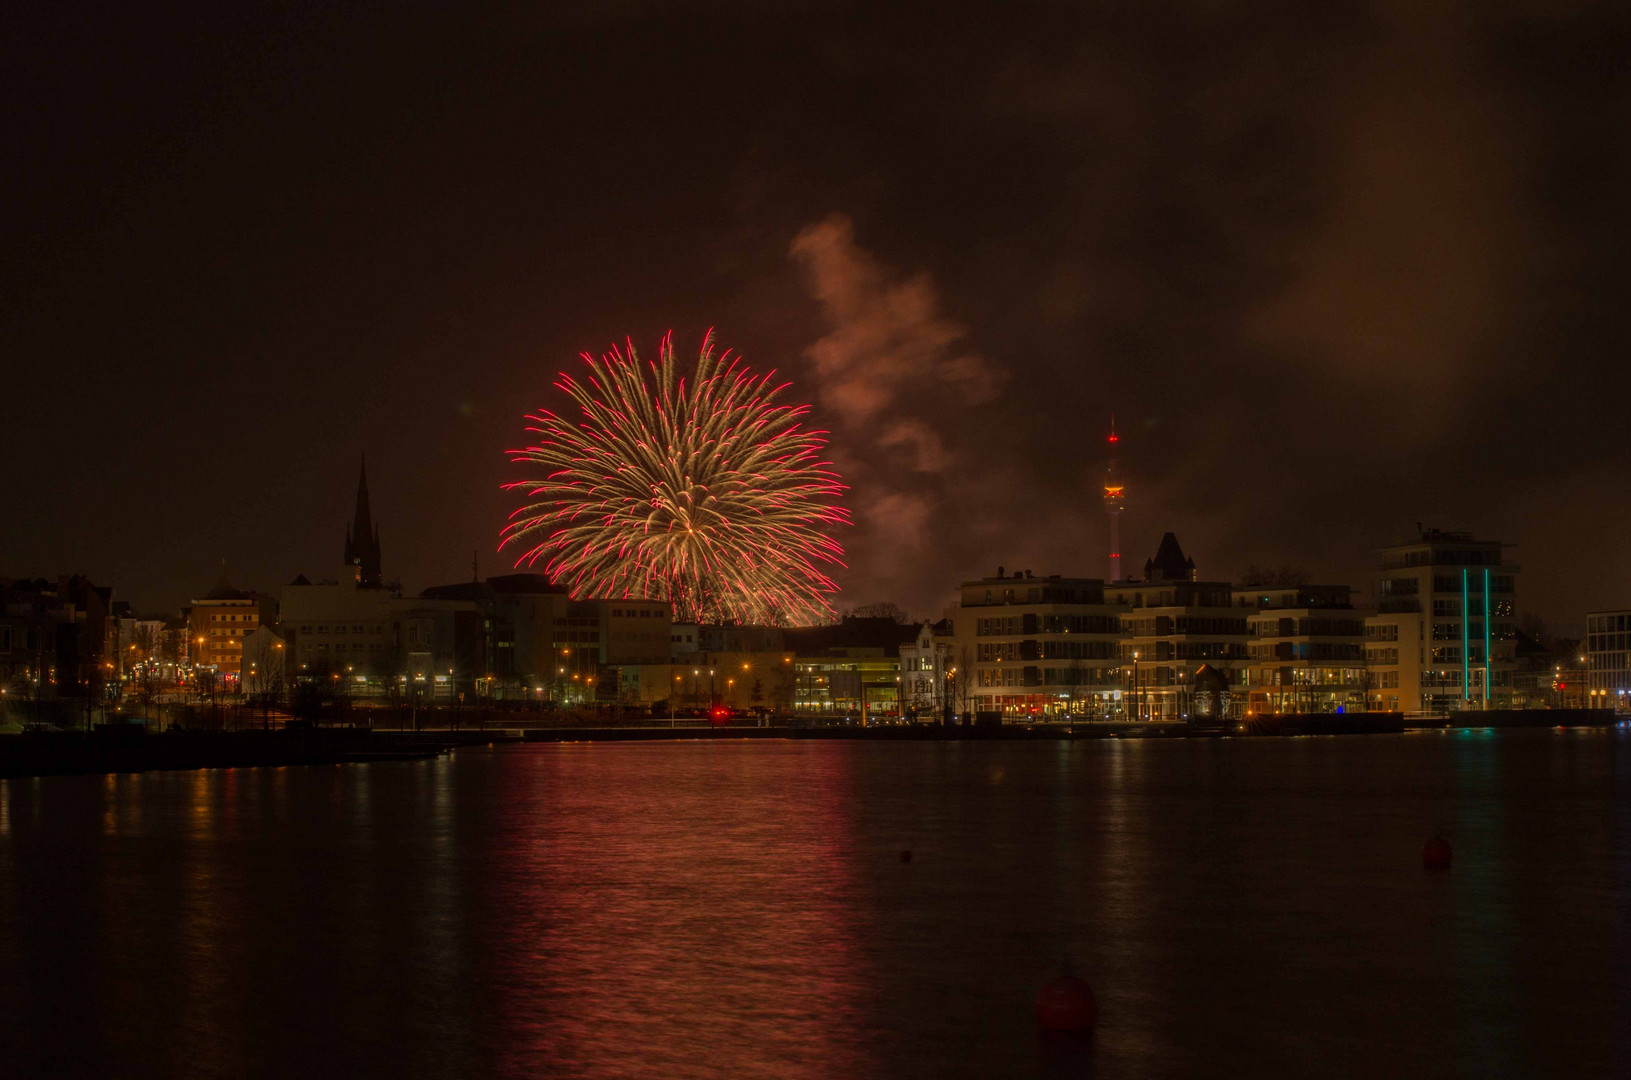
[1102,416,1125,581]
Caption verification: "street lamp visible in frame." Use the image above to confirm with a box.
[1132,649,1142,722]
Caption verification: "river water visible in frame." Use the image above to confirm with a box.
[1,731,1628,1078]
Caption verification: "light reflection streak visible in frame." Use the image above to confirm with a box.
[478,742,871,1079]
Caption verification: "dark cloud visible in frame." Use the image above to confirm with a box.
[2,1,1627,627]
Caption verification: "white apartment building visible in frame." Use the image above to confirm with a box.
[1365,528,1519,715]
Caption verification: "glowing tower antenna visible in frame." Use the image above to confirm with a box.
[1103,417,1126,581]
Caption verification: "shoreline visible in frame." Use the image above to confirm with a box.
[0,710,1616,779]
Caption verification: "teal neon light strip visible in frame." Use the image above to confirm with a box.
[1484,567,1492,707]
[1462,569,1470,702]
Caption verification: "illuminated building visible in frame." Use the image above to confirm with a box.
[1585,609,1631,711]
[608,618,911,717]
[949,568,1124,720]
[1364,528,1519,715]
[1106,535,1247,721]
[187,568,276,681]
[898,620,954,720]
[785,618,918,718]
[1236,584,1369,714]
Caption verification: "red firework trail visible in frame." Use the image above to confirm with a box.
[501,330,849,625]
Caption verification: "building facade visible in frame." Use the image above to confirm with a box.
[1365,528,1519,715]
[187,574,276,682]
[1586,609,1631,711]
[1237,584,1368,714]
[1105,535,1248,722]
[949,569,1124,719]
[898,620,953,720]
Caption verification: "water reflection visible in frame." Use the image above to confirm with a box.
[0,733,1628,1078]
[470,743,870,1078]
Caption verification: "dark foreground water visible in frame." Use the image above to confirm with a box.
[2,732,1629,1078]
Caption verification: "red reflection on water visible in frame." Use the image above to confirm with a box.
[470,742,873,1079]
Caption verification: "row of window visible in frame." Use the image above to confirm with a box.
[1381,575,1516,596]
[1124,617,1249,637]
[1251,619,1367,637]
[1249,643,1365,661]
[1429,600,1517,618]
[1122,642,1247,661]
[1429,647,1494,664]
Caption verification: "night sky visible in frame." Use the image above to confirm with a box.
[6,2,1629,630]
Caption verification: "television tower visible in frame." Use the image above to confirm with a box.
[1102,417,1125,581]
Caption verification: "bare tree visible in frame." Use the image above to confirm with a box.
[1240,565,1311,588]
[951,645,977,722]
[244,635,288,730]
[849,601,911,623]
[132,623,159,665]
[1067,658,1091,720]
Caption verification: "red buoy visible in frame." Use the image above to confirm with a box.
[1422,835,1452,869]
[1036,972,1097,1032]
[899,849,913,863]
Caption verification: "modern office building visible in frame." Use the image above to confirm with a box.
[1585,609,1631,710]
[785,617,920,718]
[1365,528,1519,715]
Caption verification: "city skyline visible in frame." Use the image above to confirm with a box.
[4,448,1616,637]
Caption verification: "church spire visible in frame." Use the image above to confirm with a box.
[342,454,383,587]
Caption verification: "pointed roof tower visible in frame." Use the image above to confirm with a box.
[1143,532,1196,583]
[342,455,384,587]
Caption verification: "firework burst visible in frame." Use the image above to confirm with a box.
[502,331,849,625]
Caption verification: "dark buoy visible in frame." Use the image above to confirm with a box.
[1036,963,1097,1032]
[899,849,913,863]
[1422,834,1452,869]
